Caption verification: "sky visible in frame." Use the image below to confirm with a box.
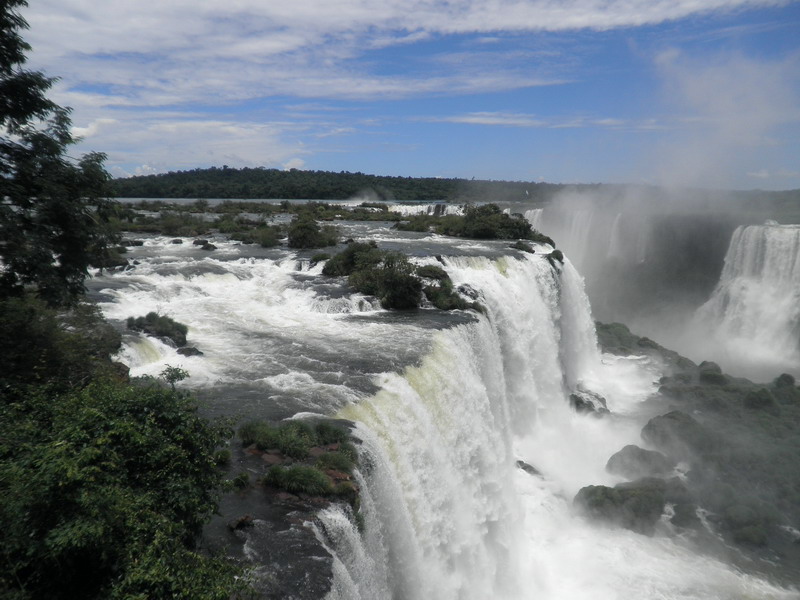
[20,0,800,189]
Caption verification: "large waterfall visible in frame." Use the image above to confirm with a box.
[695,223,800,379]
[93,232,798,599]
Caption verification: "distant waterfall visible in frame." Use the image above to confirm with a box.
[695,223,800,376]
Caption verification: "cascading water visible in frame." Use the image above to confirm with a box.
[316,254,795,600]
[694,223,800,378]
[92,226,799,600]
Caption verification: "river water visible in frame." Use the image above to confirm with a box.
[89,214,799,600]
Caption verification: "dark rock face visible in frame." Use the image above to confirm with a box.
[516,460,541,477]
[606,445,676,480]
[698,361,727,385]
[201,243,217,251]
[743,387,780,415]
[171,238,183,244]
[574,477,690,535]
[641,410,716,460]
[569,389,609,415]
[177,346,204,357]
[193,239,209,246]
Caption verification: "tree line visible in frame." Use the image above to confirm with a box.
[111,165,571,202]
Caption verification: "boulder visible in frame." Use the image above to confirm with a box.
[698,361,727,385]
[201,243,217,251]
[569,389,609,415]
[606,445,676,479]
[193,239,209,246]
[177,346,204,357]
[171,238,183,244]
[574,477,689,535]
[641,410,716,460]
[515,460,541,477]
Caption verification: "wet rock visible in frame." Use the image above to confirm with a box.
[743,387,780,415]
[201,243,217,251]
[516,460,541,477]
[171,238,183,244]
[698,361,727,385]
[122,238,145,246]
[606,445,676,479]
[641,410,717,460]
[261,453,285,466]
[176,346,204,357]
[227,514,254,531]
[574,477,689,535]
[569,389,609,414]
[193,239,209,246]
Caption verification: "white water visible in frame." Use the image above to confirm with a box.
[322,255,796,600]
[694,223,800,378]
[388,203,465,217]
[93,236,799,599]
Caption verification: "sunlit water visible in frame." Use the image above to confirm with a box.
[90,221,799,600]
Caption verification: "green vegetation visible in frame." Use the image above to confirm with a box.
[0,1,118,306]
[396,203,555,244]
[110,165,568,202]
[127,311,189,347]
[287,214,339,249]
[264,465,334,496]
[595,321,800,559]
[322,242,482,311]
[238,420,351,461]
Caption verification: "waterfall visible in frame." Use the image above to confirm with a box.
[388,203,465,217]
[321,254,792,599]
[695,223,800,377]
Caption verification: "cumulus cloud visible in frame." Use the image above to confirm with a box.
[16,0,797,180]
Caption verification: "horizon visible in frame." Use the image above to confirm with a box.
[22,1,800,191]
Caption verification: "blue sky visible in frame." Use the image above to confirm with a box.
[22,0,800,189]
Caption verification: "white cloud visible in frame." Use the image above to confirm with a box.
[648,49,800,187]
[283,158,306,170]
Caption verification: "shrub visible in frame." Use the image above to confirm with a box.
[264,465,333,496]
[231,472,250,489]
[416,264,449,281]
[310,252,331,265]
[316,451,355,474]
[322,241,381,276]
[287,215,338,248]
[315,422,350,445]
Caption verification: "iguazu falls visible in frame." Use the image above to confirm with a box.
[70,193,795,600]
[3,1,800,598]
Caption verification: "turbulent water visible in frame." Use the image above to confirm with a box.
[519,197,800,381]
[92,216,799,600]
[694,223,800,379]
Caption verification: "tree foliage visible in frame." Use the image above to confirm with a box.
[0,0,117,306]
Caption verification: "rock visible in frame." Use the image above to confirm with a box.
[743,387,779,414]
[516,460,541,476]
[227,514,254,531]
[201,243,217,251]
[177,346,204,357]
[698,361,727,385]
[569,389,609,415]
[606,445,676,480]
[171,238,183,244]
[574,477,689,535]
[261,453,285,466]
[641,410,717,460]
[122,239,145,246]
[193,239,208,246]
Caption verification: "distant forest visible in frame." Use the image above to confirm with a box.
[110,166,573,202]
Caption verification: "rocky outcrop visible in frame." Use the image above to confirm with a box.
[574,477,691,535]
[569,388,609,415]
[606,445,676,480]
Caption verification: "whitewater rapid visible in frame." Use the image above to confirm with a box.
[91,232,798,600]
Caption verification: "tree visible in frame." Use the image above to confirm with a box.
[0,0,118,306]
